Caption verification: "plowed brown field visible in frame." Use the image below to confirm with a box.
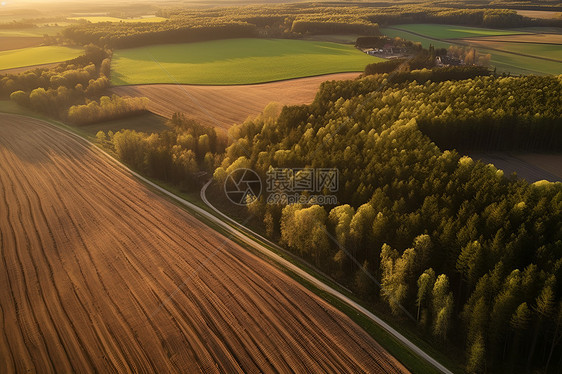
[112,73,360,131]
[0,37,43,52]
[0,113,407,373]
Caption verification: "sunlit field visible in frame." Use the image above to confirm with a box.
[0,46,82,70]
[111,38,379,85]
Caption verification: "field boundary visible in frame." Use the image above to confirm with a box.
[110,71,364,87]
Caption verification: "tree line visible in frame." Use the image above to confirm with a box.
[96,113,226,189]
[58,3,561,49]
[62,21,259,49]
[67,95,148,125]
[2,44,149,125]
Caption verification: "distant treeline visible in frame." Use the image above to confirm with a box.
[0,21,37,29]
[62,22,259,49]
[59,3,561,49]
[366,7,561,28]
[291,19,379,35]
[364,60,491,80]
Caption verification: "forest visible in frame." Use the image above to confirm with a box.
[207,71,562,373]
[96,113,226,189]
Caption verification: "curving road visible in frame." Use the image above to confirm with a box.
[199,181,454,374]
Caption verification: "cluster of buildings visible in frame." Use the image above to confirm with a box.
[364,43,409,56]
[435,55,463,66]
[361,44,465,66]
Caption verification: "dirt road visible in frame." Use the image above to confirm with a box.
[0,113,407,373]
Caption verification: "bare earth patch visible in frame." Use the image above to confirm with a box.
[0,36,44,51]
[0,113,408,373]
[112,73,360,131]
[469,152,562,182]
[516,153,562,181]
[516,10,562,20]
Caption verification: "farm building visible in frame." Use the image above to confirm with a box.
[436,55,463,66]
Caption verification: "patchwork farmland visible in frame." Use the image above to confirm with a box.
[381,24,562,75]
[1,1,561,372]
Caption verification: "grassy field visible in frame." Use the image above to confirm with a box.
[68,16,167,23]
[111,38,379,85]
[0,100,169,137]
[0,26,64,37]
[381,28,453,50]
[0,46,82,70]
[486,49,562,75]
[389,24,528,39]
[303,34,362,44]
[467,40,562,61]
[464,33,562,45]
[381,25,562,75]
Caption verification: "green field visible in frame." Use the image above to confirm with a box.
[111,38,379,85]
[0,46,82,70]
[303,34,362,44]
[486,42,562,61]
[69,16,167,23]
[389,24,528,39]
[485,49,562,75]
[381,25,562,75]
[0,26,64,37]
[381,28,453,50]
